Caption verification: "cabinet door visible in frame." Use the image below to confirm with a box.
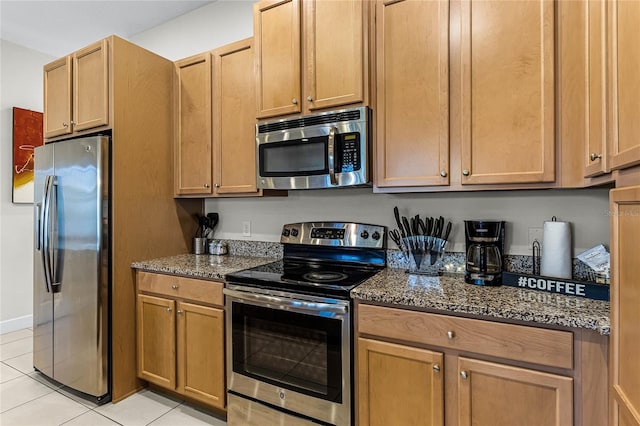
[610,186,640,426]
[375,0,449,187]
[608,0,640,171]
[43,56,73,139]
[584,0,609,177]
[73,39,109,132]
[213,39,259,195]
[357,338,444,426]
[303,0,365,112]
[254,0,301,118]
[174,53,213,196]
[460,0,555,184]
[136,294,176,389]
[457,357,573,426]
[177,301,225,409]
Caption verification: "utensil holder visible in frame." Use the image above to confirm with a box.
[399,236,447,276]
[193,237,207,255]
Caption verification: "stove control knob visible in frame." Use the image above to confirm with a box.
[360,230,369,239]
[372,231,381,240]
[282,229,290,237]
[290,228,299,237]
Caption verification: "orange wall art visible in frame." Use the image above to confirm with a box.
[12,107,43,203]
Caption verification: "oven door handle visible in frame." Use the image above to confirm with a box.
[224,288,348,315]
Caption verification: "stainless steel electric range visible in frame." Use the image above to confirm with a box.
[224,222,386,426]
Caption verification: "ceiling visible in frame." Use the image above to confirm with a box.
[0,0,215,58]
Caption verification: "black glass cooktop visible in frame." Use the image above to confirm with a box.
[225,259,383,297]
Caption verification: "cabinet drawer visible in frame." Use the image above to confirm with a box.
[137,271,223,306]
[357,304,573,369]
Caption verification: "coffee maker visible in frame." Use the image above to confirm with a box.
[465,220,505,285]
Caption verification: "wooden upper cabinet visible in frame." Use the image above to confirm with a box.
[44,56,73,138]
[358,338,444,426]
[584,0,609,178]
[608,0,640,171]
[304,0,365,111]
[174,53,214,196]
[375,0,449,187]
[254,0,301,118]
[43,39,109,140]
[213,38,259,195]
[254,0,369,119]
[457,357,573,426]
[73,39,109,132]
[459,0,555,185]
[610,186,640,426]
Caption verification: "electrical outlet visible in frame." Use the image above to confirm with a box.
[242,221,251,237]
[528,227,543,246]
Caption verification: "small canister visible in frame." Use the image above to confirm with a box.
[209,240,228,255]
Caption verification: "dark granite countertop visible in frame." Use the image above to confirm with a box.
[351,268,610,335]
[131,254,276,281]
[131,254,610,335]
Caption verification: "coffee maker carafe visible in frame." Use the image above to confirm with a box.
[465,220,505,285]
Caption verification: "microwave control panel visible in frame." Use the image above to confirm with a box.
[337,133,361,173]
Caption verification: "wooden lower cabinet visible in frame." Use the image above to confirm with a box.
[457,357,573,426]
[610,186,640,426]
[356,303,607,426]
[136,272,225,410]
[358,338,444,426]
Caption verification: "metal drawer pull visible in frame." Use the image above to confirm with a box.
[171,284,179,289]
[460,370,468,379]
[177,310,184,315]
[166,307,172,313]
[590,153,602,161]
[447,331,455,339]
[433,364,440,373]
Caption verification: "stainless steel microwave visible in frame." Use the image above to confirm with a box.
[256,107,370,190]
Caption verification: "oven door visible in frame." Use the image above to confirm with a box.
[224,285,351,426]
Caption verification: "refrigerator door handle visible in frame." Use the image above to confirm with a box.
[49,176,60,289]
[35,202,42,251]
[41,175,54,293]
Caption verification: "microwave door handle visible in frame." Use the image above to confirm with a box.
[328,126,338,185]
[224,288,348,315]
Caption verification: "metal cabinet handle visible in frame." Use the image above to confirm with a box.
[292,98,298,105]
[62,122,68,127]
[215,183,220,188]
[590,153,602,161]
[166,307,172,313]
[440,170,447,177]
[177,310,184,315]
[462,169,470,176]
[447,331,455,339]
[307,96,313,102]
[460,370,468,379]
[433,364,441,373]
[171,284,179,289]
[204,183,210,188]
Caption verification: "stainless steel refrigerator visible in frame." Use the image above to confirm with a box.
[33,135,110,402]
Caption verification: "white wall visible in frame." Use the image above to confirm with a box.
[203,188,610,256]
[132,0,612,257]
[0,40,55,333]
[131,0,254,61]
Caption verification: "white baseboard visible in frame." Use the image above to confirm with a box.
[0,315,33,334]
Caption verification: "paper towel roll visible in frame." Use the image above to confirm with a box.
[541,220,572,279]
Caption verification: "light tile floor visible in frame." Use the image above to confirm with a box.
[0,328,227,426]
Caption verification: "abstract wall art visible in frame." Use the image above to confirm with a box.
[12,107,44,203]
